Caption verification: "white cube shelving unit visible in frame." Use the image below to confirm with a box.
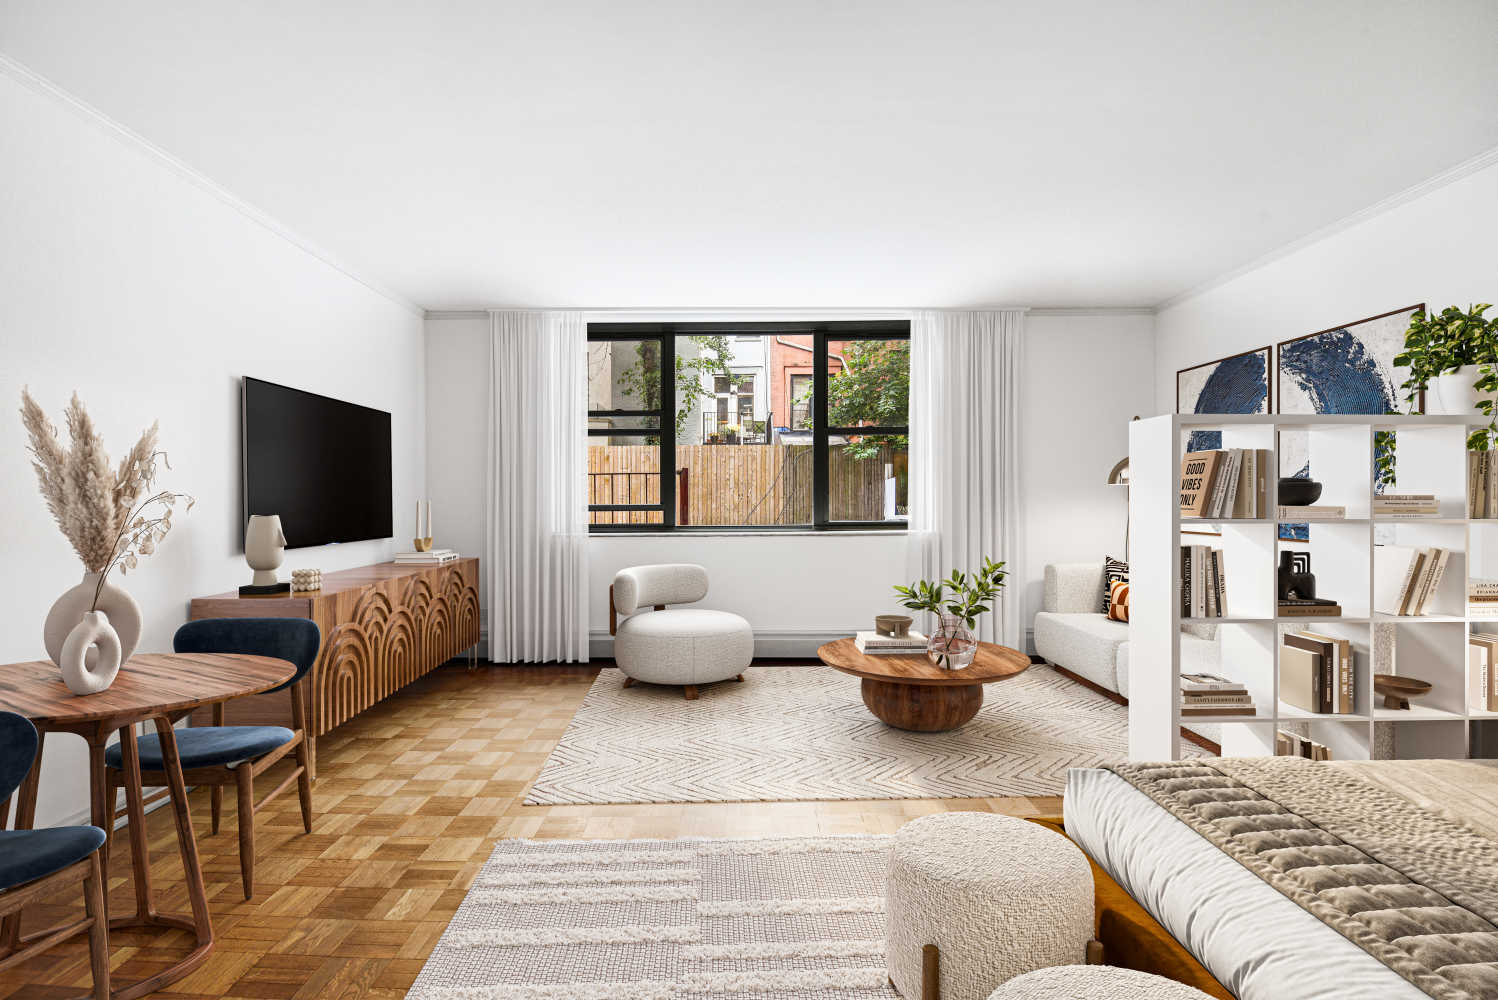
[1130,413,1487,762]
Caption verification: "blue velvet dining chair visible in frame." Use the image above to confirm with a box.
[0,712,111,999]
[103,617,320,899]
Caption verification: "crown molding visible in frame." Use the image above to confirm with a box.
[0,53,424,318]
[1028,307,1154,316]
[1154,144,1498,315]
[424,310,490,320]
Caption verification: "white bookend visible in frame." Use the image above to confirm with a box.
[1372,545,1421,616]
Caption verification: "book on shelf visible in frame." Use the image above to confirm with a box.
[1279,644,1321,713]
[1277,731,1333,760]
[1181,705,1257,716]
[1180,672,1246,692]
[1182,692,1254,705]
[854,631,927,647]
[1374,496,1438,507]
[1471,450,1496,518]
[1411,548,1450,615]
[1278,602,1342,617]
[1373,545,1424,616]
[1179,450,1224,517]
[1374,511,1443,519]
[1471,605,1498,618]
[1471,633,1498,711]
[1470,642,1490,714]
[1276,506,1345,519]
[1283,630,1352,714]
[1179,544,1227,618]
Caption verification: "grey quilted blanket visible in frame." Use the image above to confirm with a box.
[1106,758,1498,1000]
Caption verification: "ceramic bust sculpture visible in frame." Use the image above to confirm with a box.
[245,515,287,586]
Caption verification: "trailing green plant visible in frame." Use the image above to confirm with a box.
[1392,304,1497,449]
[893,555,1008,630]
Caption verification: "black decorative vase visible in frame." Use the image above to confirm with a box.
[1278,478,1323,506]
[1278,552,1316,600]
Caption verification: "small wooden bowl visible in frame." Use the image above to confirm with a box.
[875,615,913,637]
[1373,674,1433,710]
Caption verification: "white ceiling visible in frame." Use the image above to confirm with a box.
[4,1,1497,311]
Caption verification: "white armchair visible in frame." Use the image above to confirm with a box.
[609,564,754,700]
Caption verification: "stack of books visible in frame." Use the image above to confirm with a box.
[1179,544,1228,618]
[1470,633,1498,711]
[1373,545,1451,616]
[395,548,460,565]
[1180,672,1255,716]
[1177,449,1269,519]
[1470,451,1497,518]
[853,631,928,655]
[1280,630,1353,714]
[1276,505,1344,520]
[1277,731,1333,760]
[1471,579,1498,618]
[1375,494,1440,519]
[1278,598,1342,617]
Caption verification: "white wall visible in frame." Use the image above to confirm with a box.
[1155,162,1498,414]
[427,311,1157,657]
[1,72,426,828]
[1023,313,1158,642]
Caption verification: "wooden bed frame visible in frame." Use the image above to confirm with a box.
[1028,817,1236,1000]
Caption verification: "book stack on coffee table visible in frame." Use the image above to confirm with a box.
[853,631,928,655]
[1180,672,1256,716]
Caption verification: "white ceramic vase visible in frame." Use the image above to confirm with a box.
[44,571,142,669]
[1433,368,1497,416]
[60,611,122,695]
[245,514,287,586]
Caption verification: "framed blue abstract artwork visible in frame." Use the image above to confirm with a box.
[1177,346,1270,454]
[1275,304,1423,479]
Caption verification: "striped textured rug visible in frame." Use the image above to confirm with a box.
[526,665,1205,805]
[407,834,895,1000]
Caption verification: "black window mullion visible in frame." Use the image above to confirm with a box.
[813,329,829,527]
[660,330,676,528]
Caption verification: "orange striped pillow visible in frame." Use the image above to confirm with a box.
[1106,580,1130,622]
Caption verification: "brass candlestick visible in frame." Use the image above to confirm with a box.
[414,537,433,552]
[412,500,434,551]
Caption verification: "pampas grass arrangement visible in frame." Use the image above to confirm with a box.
[21,388,192,610]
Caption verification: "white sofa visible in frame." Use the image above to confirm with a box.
[1032,562,1221,742]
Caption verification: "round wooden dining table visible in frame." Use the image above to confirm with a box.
[0,652,295,1000]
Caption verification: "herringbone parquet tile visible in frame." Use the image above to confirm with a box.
[0,663,1058,999]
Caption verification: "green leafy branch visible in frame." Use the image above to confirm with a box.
[1392,304,1496,450]
[893,556,1007,630]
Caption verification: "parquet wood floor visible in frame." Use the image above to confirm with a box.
[0,663,1060,1000]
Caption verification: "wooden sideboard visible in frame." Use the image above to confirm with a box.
[190,558,480,774]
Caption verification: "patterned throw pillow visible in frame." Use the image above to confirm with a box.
[1107,580,1130,622]
[1100,556,1129,613]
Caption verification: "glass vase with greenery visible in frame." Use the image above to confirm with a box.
[893,556,1007,668]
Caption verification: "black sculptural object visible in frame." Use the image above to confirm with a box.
[1278,551,1316,600]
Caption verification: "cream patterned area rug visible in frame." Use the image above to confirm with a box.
[526,665,1205,805]
[406,834,897,1000]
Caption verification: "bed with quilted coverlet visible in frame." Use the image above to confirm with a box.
[1097,757,1498,1000]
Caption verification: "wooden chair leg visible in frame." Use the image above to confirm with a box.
[295,744,314,835]
[211,785,222,835]
[103,768,118,856]
[622,677,636,688]
[82,852,111,1000]
[684,685,699,700]
[236,765,256,900]
[735,674,744,682]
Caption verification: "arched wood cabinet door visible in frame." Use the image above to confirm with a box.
[189,558,482,776]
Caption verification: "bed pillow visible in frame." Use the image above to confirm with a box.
[1106,580,1130,622]
[1100,556,1129,613]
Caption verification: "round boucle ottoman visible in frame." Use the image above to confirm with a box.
[885,813,1093,1000]
[987,965,1217,999]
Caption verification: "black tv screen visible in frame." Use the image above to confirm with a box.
[242,377,393,549]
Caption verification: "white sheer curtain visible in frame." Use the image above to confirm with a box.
[907,310,1027,649]
[487,310,589,663]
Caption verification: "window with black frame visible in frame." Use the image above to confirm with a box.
[587,322,908,530]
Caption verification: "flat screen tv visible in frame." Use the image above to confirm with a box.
[242,377,393,549]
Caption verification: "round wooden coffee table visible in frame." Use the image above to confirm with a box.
[818,638,1032,732]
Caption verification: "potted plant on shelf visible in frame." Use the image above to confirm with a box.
[1394,303,1497,447]
[893,556,1007,669]
[724,423,742,445]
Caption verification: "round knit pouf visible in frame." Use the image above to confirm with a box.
[987,965,1218,999]
[885,813,1093,1000]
